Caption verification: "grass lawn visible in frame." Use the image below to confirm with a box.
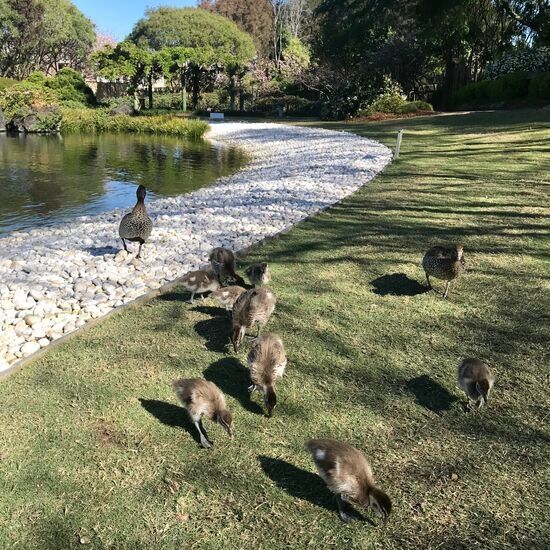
[1,110,549,549]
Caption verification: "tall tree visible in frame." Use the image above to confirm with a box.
[0,0,95,78]
[127,7,255,109]
[494,0,550,44]
[199,0,273,57]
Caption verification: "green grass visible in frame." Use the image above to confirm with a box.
[60,108,209,139]
[1,110,549,549]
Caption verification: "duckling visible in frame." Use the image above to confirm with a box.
[422,243,465,298]
[245,262,271,287]
[247,332,287,417]
[211,285,246,313]
[231,287,276,352]
[457,358,495,411]
[172,378,233,448]
[180,269,220,303]
[305,439,392,524]
[209,247,246,286]
[118,185,153,259]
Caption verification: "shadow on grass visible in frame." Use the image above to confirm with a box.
[203,358,264,415]
[371,273,428,296]
[405,375,458,414]
[194,316,231,353]
[138,398,201,445]
[258,456,335,512]
[192,304,227,317]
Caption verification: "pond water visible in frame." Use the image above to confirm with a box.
[0,132,247,237]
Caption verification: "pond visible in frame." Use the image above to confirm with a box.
[0,132,247,237]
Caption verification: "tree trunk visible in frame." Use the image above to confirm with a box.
[239,90,245,111]
[229,74,236,111]
[148,73,153,109]
[192,68,200,109]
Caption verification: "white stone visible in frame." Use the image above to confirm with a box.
[21,341,41,357]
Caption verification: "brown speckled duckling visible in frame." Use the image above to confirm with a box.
[457,358,495,411]
[247,332,287,417]
[118,185,153,258]
[180,269,221,303]
[245,262,271,287]
[172,378,233,448]
[422,243,465,298]
[211,285,246,312]
[231,287,276,352]
[305,439,392,523]
[209,247,246,286]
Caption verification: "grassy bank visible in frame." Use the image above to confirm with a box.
[0,110,548,549]
[60,108,209,139]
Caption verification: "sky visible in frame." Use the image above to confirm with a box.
[73,0,196,41]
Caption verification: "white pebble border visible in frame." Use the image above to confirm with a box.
[0,122,392,373]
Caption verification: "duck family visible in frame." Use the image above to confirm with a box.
[118,185,494,524]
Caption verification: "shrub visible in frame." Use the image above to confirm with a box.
[195,91,225,112]
[451,72,529,107]
[485,47,550,79]
[0,81,59,120]
[0,77,17,91]
[528,72,550,101]
[59,107,209,139]
[395,100,434,114]
[46,68,96,106]
[253,94,318,116]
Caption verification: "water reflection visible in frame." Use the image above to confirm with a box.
[0,132,247,236]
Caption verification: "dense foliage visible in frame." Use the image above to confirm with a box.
[0,0,95,79]
[484,46,550,78]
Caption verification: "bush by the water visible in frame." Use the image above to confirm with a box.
[451,72,533,107]
[0,81,59,120]
[396,100,434,114]
[60,108,209,139]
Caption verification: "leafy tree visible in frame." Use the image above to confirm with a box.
[92,42,163,109]
[494,0,550,44]
[0,0,95,78]
[127,7,255,109]
[199,0,273,57]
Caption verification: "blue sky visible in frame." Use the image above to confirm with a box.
[73,0,196,40]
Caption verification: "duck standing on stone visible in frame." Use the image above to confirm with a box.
[231,287,276,351]
[118,185,153,259]
[245,262,271,287]
[209,247,246,286]
[305,439,392,523]
[247,332,287,417]
[422,243,465,298]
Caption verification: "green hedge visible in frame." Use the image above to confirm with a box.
[528,72,550,100]
[0,77,17,92]
[395,100,434,114]
[451,72,530,107]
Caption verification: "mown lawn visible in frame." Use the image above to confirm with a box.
[0,110,549,549]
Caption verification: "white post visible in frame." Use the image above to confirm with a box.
[394,129,404,159]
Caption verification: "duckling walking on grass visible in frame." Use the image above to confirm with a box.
[422,243,465,298]
[245,262,271,287]
[231,287,276,352]
[211,285,246,313]
[209,247,246,286]
[305,439,392,524]
[457,358,495,411]
[118,185,153,259]
[247,332,287,417]
[173,378,233,448]
[180,269,220,303]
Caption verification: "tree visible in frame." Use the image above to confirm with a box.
[127,7,255,109]
[0,0,95,78]
[494,0,550,44]
[92,42,163,108]
[199,0,273,57]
